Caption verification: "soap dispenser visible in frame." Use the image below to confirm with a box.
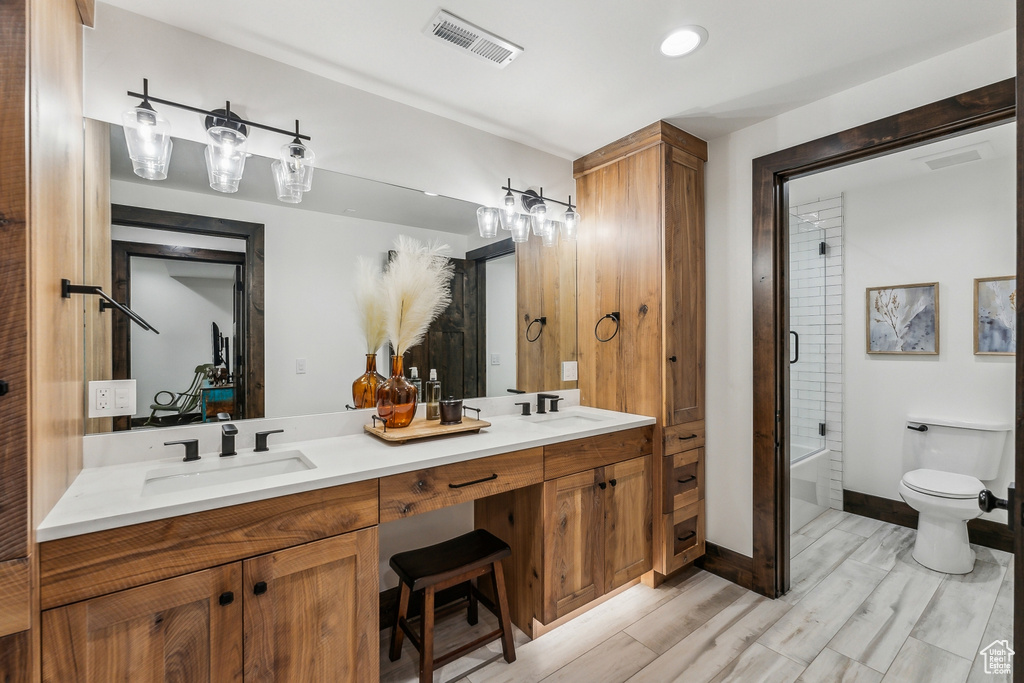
[425,369,441,420]
[408,366,423,400]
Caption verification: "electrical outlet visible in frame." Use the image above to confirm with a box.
[561,361,578,381]
[491,353,500,366]
[89,380,137,418]
[296,358,307,374]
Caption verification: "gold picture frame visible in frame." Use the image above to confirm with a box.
[974,275,1016,355]
[866,282,939,355]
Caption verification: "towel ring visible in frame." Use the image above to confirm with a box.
[595,312,620,343]
[526,316,547,343]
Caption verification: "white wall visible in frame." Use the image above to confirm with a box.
[485,255,517,396]
[130,259,235,421]
[836,152,1014,522]
[111,179,468,419]
[704,30,1014,556]
[86,4,573,209]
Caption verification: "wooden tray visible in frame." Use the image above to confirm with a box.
[364,417,491,444]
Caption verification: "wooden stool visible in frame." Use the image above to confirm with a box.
[388,529,516,682]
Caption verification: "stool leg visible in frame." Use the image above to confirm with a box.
[467,578,479,626]
[420,586,436,683]
[491,561,516,664]
[389,582,411,662]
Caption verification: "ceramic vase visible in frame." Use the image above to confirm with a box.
[351,353,386,409]
[376,354,417,428]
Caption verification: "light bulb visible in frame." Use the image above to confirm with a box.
[563,206,580,241]
[122,105,172,180]
[530,203,548,235]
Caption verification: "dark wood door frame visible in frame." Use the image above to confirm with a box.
[111,241,246,429]
[751,79,1015,599]
[110,204,266,424]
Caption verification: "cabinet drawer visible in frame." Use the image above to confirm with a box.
[544,426,654,480]
[662,448,704,513]
[661,500,705,574]
[663,420,705,456]
[380,448,543,522]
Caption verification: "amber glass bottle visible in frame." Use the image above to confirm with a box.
[376,355,418,428]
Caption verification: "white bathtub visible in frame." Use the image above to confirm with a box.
[790,444,831,533]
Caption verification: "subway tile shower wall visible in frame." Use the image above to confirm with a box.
[790,195,845,510]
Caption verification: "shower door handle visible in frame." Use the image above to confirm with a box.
[789,331,799,365]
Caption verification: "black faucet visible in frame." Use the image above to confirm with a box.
[515,401,531,416]
[536,393,559,414]
[165,439,199,462]
[548,397,564,412]
[221,423,238,456]
[255,429,285,452]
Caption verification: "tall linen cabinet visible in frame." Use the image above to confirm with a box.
[573,121,707,577]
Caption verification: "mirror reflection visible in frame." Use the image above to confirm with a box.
[84,121,577,434]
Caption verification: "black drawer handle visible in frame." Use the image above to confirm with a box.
[219,591,234,606]
[679,434,698,441]
[598,481,607,490]
[253,581,267,596]
[609,479,617,487]
[449,473,498,489]
[668,356,677,363]
[677,475,697,485]
[677,531,696,543]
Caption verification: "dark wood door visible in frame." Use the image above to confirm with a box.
[405,257,485,399]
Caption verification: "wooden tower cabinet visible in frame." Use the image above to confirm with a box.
[573,121,707,577]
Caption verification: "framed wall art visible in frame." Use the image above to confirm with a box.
[975,276,1016,355]
[866,282,938,354]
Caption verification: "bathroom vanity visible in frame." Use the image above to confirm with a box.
[35,396,672,681]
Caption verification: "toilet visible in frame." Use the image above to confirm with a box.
[898,416,1010,574]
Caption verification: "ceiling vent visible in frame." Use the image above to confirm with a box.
[914,141,992,171]
[424,10,523,68]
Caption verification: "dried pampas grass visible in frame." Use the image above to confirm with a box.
[382,236,454,355]
[353,256,388,354]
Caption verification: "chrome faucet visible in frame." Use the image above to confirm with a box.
[536,393,559,414]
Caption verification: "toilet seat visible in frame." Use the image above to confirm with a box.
[901,468,983,499]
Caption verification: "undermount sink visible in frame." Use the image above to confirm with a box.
[142,450,316,496]
[524,413,609,429]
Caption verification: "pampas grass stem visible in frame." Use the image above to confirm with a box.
[353,256,388,354]
[383,236,454,355]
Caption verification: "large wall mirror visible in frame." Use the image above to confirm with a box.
[83,120,577,434]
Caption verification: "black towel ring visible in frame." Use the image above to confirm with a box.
[526,316,547,342]
[595,312,620,343]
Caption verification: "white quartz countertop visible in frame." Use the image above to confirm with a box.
[38,403,654,542]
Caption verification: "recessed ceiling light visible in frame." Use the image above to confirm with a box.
[660,26,708,58]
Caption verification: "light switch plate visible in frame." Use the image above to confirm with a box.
[296,358,307,374]
[491,354,500,366]
[562,361,578,381]
[88,379,136,418]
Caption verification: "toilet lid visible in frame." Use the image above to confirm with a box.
[902,469,983,499]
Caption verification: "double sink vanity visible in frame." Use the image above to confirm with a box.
[35,391,685,681]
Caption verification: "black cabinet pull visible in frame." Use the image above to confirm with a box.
[668,356,677,363]
[253,581,267,596]
[609,479,617,487]
[0,380,8,396]
[219,591,234,606]
[677,531,696,543]
[679,434,698,441]
[448,473,498,489]
[598,482,607,490]
[677,475,697,484]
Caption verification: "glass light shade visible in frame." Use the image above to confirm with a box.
[509,213,530,243]
[476,206,500,238]
[271,159,303,203]
[205,126,248,193]
[122,106,173,180]
[542,220,561,248]
[503,190,516,210]
[499,208,517,230]
[280,141,315,192]
[562,207,580,241]
[530,203,548,235]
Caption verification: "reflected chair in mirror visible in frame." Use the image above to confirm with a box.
[143,363,214,427]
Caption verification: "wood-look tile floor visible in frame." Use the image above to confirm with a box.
[379,510,1013,683]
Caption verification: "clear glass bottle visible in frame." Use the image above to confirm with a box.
[425,369,441,420]
[408,366,423,402]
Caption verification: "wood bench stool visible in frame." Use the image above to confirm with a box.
[388,529,516,682]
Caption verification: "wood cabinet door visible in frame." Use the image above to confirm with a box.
[663,144,706,425]
[243,527,378,682]
[41,564,242,683]
[542,469,604,623]
[604,456,653,591]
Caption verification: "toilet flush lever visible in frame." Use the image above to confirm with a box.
[978,483,1015,532]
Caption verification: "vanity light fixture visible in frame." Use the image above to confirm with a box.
[476,206,500,238]
[660,25,708,58]
[479,182,579,244]
[122,79,314,201]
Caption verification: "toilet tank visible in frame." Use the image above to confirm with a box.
[905,416,1011,480]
